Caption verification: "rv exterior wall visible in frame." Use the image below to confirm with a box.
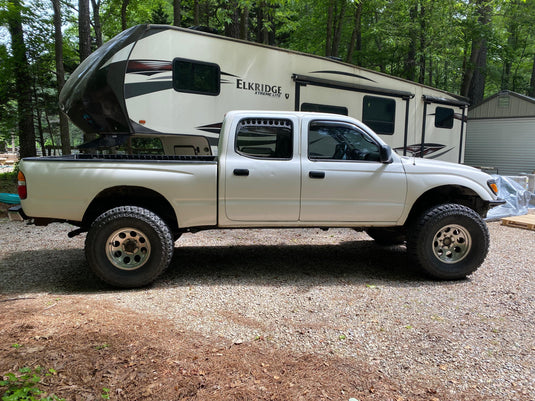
[60,24,467,163]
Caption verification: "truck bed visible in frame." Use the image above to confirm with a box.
[19,154,218,228]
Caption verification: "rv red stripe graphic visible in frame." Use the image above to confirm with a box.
[127,60,172,76]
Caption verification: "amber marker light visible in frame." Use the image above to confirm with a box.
[17,170,27,200]
[487,179,499,196]
[139,120,146,124]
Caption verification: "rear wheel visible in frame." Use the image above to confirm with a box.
[85,206,174,288]
[407,204,489,280]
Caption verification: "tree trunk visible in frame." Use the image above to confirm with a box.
[372,11,385,73]
[267,5,275,45]
[325,0,334,57]
[239,6,249,40]
[461,39,480,98]
[469,37,488,105]
[173,0,181,27]
[331,1,346,58]
[501,62,512,91]
[52,0,71,155]
[224,0,240,38]
[44,108,57,155]
[7,0,36,158]
[256,2,270,44]
[78,0,96,145]
[346,1,362,64]
[427,56,432,87]
[91,0,103,48]
[404,5,418,81]
[529,53,535,97]
[194,0,199,25]
[460,0,491,104]
[34,102,45,156]
[121,0,131,31]
[78,0,91,61]
[418,1,426,84]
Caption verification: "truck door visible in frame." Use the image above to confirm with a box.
[300,119,406,223]
[223,118,301,222]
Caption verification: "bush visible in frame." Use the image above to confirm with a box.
[0,171,17,193]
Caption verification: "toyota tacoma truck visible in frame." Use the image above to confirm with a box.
[12,111,503,288]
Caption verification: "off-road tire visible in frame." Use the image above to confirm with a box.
[365,227,406,246]
[407,203,489,280]
[85,206,174,288]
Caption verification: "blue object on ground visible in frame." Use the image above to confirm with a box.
[0,193,20,204]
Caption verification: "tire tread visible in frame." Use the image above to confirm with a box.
[85,206,174,288]
[407,203,489,279]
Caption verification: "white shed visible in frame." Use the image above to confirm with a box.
[464,90,535,175]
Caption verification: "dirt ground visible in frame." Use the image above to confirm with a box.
[0,295,455,401]
[0,203,10,219]
[1,195,529,400]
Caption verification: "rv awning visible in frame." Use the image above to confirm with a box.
[292,74,415,100]
[423,94,469,108]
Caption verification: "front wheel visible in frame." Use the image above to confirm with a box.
[85,206,174,288]
[407,204,489,280]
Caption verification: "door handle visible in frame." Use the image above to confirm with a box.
[309,171,325,179]
[233,169,250,176]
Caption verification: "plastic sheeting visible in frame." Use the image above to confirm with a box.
[486,175,535,221]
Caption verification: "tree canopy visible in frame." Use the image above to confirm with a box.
[1,0,534,156]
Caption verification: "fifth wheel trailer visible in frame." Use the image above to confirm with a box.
[60,24,469,162]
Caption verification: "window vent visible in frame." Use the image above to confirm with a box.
[238,119,292,130]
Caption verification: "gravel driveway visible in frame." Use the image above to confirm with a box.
[0,219,534,399]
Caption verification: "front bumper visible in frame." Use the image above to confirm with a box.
[488,199,507,208]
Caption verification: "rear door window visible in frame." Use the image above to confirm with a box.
[235,119,293,159]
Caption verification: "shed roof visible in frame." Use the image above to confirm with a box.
[468,90,535,120]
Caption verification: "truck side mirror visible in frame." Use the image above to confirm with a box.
[379,144,393,164]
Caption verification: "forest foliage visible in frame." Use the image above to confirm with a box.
[0,0,534,156]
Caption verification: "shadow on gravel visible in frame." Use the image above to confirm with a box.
[0,240,438,295]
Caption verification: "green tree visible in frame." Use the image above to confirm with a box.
[4,0,36,157]
[151,2,170,23]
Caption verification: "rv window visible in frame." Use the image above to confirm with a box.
[301,103,348,115]
[235,119,293,159]
[362,96,395,135]
[435,107,454,129]
[308,121,380,162]
[173,59,220,96]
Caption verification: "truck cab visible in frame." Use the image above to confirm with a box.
[218,111,405,226]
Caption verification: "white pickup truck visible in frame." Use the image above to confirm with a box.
[12,111,503,287]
